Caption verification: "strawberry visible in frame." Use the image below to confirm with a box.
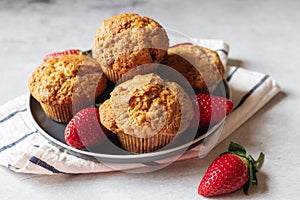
[190,94,233,128]
[64,108,108,149]
[43,49,89,62]
[198,142,264,197]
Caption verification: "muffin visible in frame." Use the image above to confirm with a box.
[92,13,169,83]
[29,54,107,123]
[99,73,194,153]
[99,99,122,134]
[161,43,225,93]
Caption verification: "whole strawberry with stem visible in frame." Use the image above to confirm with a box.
[198,141,264,197]
[190,94,233,128]
[64,108,108,149]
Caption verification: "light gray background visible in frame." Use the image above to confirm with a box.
[0,0,298,199]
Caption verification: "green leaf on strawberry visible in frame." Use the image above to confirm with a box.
[198,141,264,197]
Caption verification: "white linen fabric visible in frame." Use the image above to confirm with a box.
[0,40,280,174]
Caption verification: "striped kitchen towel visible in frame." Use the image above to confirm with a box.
[0,40,280,174]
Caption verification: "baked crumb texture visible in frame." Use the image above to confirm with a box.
[161,44,225,93]
[29,54,107,122]
[92,13,169,83]
[99,73,194,153]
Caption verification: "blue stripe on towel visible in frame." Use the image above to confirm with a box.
[215,49,228,56]
[0,130,37,153]
[235,74,270,109]
[226,67,238,82]
[0,107,27,123]
[29,156,64,174]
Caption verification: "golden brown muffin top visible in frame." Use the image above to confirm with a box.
[28,54,106,105]
[162,44,225,93]
[95,13,163,40]
[202,47,225,78]
[109,73,194,138]
[99,99,124,134]
[92,13,169,75]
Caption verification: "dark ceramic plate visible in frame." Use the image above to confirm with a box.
[27,79,230,164]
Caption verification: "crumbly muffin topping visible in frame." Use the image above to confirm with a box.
[203,47,225,78]
[92,13,169,75]
[109,73,194,138]
[99,99,124,134]
[29,54,107,105]
[94,13,162,40]
[162,44,225,93]
[128,83,176,127]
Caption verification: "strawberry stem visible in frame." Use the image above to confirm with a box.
[95,103,101,108]
[228,141,246,157]
[226,141,265,195]
[249,159,257,187]
[256,152,265,169]
[243,180,250,195]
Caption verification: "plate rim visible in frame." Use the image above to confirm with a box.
[26,81,229,163]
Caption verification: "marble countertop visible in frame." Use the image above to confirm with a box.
[0,0,299,199]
